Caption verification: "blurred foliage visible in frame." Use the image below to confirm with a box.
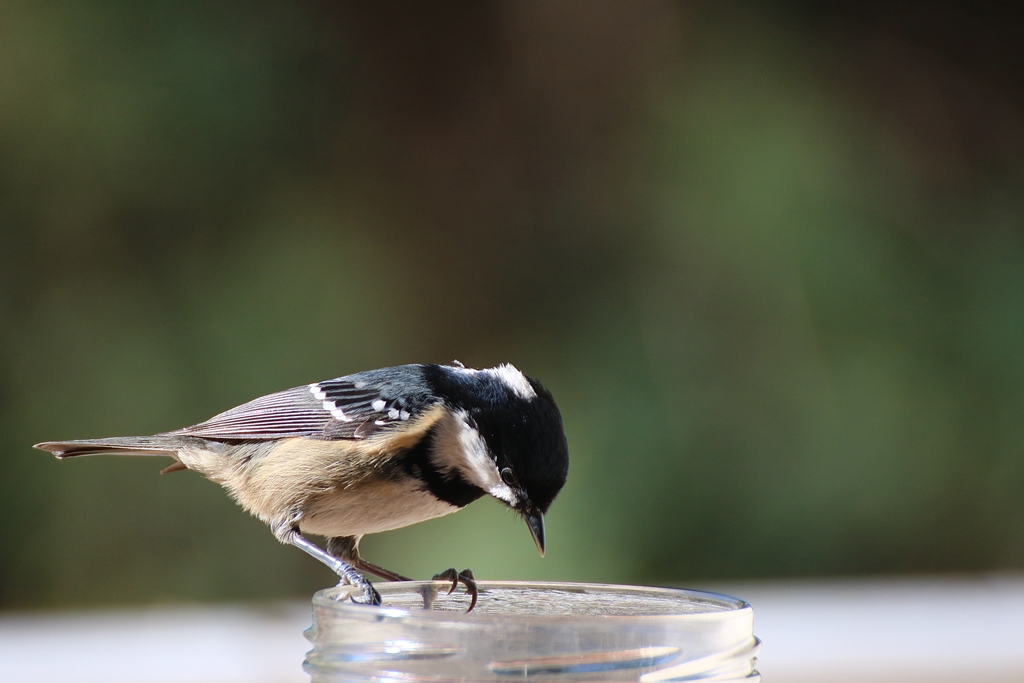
[2,1,1024,609]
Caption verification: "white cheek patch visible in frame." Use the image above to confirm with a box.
[487,482,517,505]
[431,409,517,506]
[430,409,524,509]
[452,418,519,505]
[453,412,500,490]
[309,384,353,422]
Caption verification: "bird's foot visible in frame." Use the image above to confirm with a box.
[352,579,383,606]
[334,568,381,605]
[423,568,477,612]
[284,530,381,605]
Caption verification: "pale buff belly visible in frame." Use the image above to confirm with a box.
[298,479,461,537]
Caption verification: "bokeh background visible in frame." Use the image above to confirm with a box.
[2,0,1024,610]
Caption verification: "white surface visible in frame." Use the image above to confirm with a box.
[0,602,312,683]
[1,576,1023,683]
[713,574,1024,683]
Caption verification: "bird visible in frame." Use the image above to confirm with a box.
[34,362,569,610]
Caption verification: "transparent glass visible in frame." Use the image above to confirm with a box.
[304,581,760,682]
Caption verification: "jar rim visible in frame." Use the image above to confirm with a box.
[313,580,752,623]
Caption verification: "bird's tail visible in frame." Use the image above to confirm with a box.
[34,435,197,459]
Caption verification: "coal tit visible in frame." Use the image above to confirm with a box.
[35,362,570,609]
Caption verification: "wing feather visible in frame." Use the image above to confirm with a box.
[169,369,435,441]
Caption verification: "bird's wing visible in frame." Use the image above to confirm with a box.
[170,369,435,441]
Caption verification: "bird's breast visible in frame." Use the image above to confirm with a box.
[298,479,461,537]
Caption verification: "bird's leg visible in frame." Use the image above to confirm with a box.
[354,558,412,582]
[273,525,380,605]
[327,536,412,582]
[327,536,476,612]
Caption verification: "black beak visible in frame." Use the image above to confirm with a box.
[524,510,546,557]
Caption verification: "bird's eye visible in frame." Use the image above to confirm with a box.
[500,467,516,487]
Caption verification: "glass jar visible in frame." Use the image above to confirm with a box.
[304,581,760,682]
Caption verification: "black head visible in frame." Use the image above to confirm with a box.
[423,363,570,553]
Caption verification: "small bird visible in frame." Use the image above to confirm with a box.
[35,362,569,609]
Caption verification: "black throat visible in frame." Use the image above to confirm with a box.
[396,427,486,509]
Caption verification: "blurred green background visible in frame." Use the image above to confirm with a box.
[3,0,1024,609]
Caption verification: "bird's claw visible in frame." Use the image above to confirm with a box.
[335,573,381,606]
[431,568,478,612]
[351,582,382,606]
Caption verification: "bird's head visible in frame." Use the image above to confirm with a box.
[426,363,569,555]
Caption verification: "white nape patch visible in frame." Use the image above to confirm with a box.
[371,399,386,412]
[309,384,352,422]
[431,409,518,506]
[485,363,536,400]
[453,363,537,400]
